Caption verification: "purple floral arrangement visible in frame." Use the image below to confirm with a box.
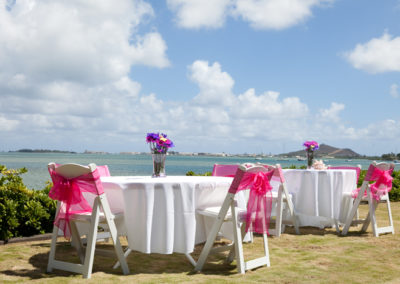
[303,140,319,168]
[303,140,319,152]
[146,132,174,154]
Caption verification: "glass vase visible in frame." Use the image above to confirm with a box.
[152,153,166,177]
[306,150,314,169]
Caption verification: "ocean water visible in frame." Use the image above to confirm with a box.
[0,152,398,190]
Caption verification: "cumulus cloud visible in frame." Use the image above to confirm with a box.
[0,1,397,154]
[344,32,400,73]
[390,83,399,98]
[184,60,310,143]
[130,32,170,68]
[317,102,345,122]
[233,0,333,30]
[189,60,235,106]
[167,0,333,30]
[167,0,231,29]
[0,0,168,86]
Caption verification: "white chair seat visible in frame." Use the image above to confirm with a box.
[343,191,389,201]
[197,207,247,222]
[68,211,123,222]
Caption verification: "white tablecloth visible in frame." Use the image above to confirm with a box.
[281,169,357,228]
[101,176,236,254]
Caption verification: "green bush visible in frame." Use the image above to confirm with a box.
[186,170,212,176]
[0,165,56,243]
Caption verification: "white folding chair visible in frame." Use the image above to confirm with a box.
[327,165,361,232]
[46,163,129,278]
[265,165,300,237]
[195,163,275,274]
[341,162,395,237]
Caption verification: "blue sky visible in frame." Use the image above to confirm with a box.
[0,0,399,155]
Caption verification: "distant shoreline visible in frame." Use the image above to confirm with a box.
[4,148,392,161]
[11,149,77,154]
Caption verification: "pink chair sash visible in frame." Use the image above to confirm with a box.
[96,165,111,177]
[48,167,103,239]
[236,170,274,234]
[351,165,393,201]
[212,164,239,177]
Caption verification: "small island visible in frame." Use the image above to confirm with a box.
[12,149,77,154]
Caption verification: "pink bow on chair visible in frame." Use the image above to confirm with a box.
[48,168,102,239]
[369,168,393,201]
[351,167,393,201]
[238,170,274,234]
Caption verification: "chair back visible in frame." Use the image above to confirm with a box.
[227,163,279,234]
[212,164,239,177]
[97,165,111,177]
[328,165,362,183]
[257,163,285,183]
[48,163,104,238]
[364,162,395,181]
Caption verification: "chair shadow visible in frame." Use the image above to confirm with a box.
[1,241,238,279]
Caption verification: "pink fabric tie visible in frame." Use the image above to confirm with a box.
[369,168,393,201]
[352,167,393,201]
[48,168,102,239]
[237,170,274,234]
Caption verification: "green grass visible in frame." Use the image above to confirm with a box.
[1,202,400,283]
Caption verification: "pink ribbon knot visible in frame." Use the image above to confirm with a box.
[251,172,273,195]
[48,169,100,239]
[238,170,274,234]
[369,168,393,201]
[351,167,393,201]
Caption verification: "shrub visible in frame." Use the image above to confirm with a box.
[186,170,212,176]
[0,165,56,243]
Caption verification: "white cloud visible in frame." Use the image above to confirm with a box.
[167,0,333,30]
[0,1,397,155]
[345,32,400,73]
[130,32,170,68]
[317,102,345,122]
[233,0,332,30]
[0,115,19,131]
[0,0,169,86]
[189,60,235,106]
[390,83,399,98]
[167,0,231,29]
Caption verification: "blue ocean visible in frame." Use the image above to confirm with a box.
[0,152,398,190]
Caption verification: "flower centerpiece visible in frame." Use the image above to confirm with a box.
[303,140,319,169]
[146,132,174,177]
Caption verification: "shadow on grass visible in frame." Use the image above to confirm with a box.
[1,241,239,279]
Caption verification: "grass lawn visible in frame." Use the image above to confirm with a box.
[1,202,400,283]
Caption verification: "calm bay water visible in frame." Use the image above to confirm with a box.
[0,152,398,190]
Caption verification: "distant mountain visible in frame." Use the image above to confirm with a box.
[281,144,361,158]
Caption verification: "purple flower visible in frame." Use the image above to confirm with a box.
[303,140,319,151]
[146,132,174,154]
